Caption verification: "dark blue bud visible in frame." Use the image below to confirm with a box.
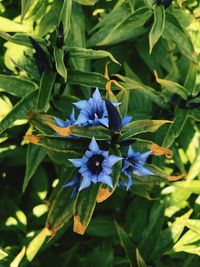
[105,100,122,132]
[156,0,173,8]
[29,36,50,75]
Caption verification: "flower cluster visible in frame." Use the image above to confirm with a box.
[54,88,153,194]
[64,138,153,194]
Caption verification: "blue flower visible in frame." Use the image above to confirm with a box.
[121,146,153,190]
[54,108,76,128]
[68,137,122,191]
[53,109,76,137]
[73,88,109,127]
[63,173,81,197]
[122,115,132,126]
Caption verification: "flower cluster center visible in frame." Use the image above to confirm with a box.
[87,154,105,175]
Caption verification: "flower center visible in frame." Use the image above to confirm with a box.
[126,157,137,172]
[87,154,105,175]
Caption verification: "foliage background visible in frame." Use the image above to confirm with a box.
[0,0,200,266]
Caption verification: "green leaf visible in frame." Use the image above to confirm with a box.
[0,248,8,260]
[151,209,193,260]
[37,70,56,112]
[170,230,200,256]
[0,74,37,97]
[73,183,101,235]
[116,90,129,117]
[163,20,194,58]
[0,90,38,134]
[30,135,88,153]
[60,0,72,42]
[23,144,46,193]
[65,47,120,65]
[54,48,67,81]
[139,201,165,260]
[174,180,200,195]
[69,125,112,140]
[162,108,188,148]
[21,0,34,22]
[26,227,51,262]
[96,7,152,46]
[119,120,172,141]
[149,6,165,54]
[155,73,188,100]
[87,217,116,237]
[67,69,109,88]
[184,62,197,95]
[136,249,147,267]
[115,221,136,267]
[114,74,166,107]
[0,16,30,32]
[186,145,200,180]
[46,169,76,231]
[74,0,96,5]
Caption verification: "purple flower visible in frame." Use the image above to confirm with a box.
[68,137,122,191]
[121,146,153,190]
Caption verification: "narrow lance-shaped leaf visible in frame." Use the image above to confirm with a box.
[23,144,47,193]
[163,20,194,59]
[149,6,165,54]
[119,120,172,141]
[162,108,188,148]
[136,249,148,267]
[21,0,34,22]
[154,71,188,100]
[64,47,120,65]
[60,0,72,42]
[46,169,77,233]
[184,62,197,95]
[115,221,136,267]
[151,209,193,260]
[0,90,38,134]
[54,48,67,81]
[139,201,165,260]
[73,183,101,235]
[0,74,37,97]
[97,7,152,46]
[37,70,56,112]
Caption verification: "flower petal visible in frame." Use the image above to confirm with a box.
[69,108,75,122]
[98,118,109,127]
[54,117,68,128]
[79,176,92,191]
[139,151,152,163]
[135,166,154,176]
[68,158,83,167]
[98,174,113,188]
[89,137,100,152]
[73,113,88,125]
[107,155,122,167]
[73,100,89,110]
[63,179,76,188]
[122,116,132,126]
[92,88,102,102]
[127,145,135,157]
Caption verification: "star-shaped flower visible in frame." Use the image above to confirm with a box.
[121,146,154,190]
[73,88,109,127]
[68,137,122,191]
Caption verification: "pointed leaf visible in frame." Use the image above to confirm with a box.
[0,90,38,134]
[149,6,165,54]
[23,144,47,193]
[37,70,56,112]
